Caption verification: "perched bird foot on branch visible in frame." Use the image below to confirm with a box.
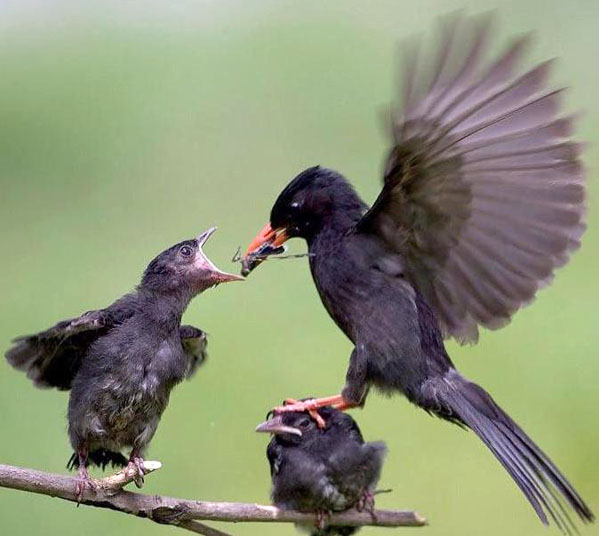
[315,509,332,532]
[356,490,376,519]
[75,465,97,504]
[126,453,146,489]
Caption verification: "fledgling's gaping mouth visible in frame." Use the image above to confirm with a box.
[241,223,290,276]
[195,227,245,283]
[255,414,302,437]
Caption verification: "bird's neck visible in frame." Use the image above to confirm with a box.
[137,289,193,330]
[307,204,364,248]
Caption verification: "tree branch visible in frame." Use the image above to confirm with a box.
[0,462,427,534]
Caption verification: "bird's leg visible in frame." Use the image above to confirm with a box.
[126,450,145,488]
[75,466,89,504]
[278,394,344,412]
[333,400,356,411]
[74,448,95,504]
[314,509,332,532]
[275,395,357,428]
[356,489,376,519]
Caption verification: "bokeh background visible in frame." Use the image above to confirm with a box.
[1,1,597,535]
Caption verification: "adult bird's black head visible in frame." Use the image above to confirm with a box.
[242,12,593,531]
[242,167,364,275]
[270,166,364,239]
[143,227,243,294]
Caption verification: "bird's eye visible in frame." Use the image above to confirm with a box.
[298,418,312,429]
[179,245,193,257]
[290,201,302,211]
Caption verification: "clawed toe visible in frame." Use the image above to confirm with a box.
[75,479,85,504]
[356,490,376,518]
[75,467,96,504]
[315,509,332,531]
[127,456,146,488]
[274,398,328,429]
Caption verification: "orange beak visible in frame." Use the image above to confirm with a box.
[245,223,289,255]
[241,223,290,275]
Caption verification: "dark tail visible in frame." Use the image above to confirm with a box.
[427,371,594,532]
[67,449,128,471]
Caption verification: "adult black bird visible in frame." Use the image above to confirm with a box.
[6,227,241,492]
[256,407,387,536]
[242,14,593,530]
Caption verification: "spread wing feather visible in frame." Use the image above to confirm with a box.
[6,309,117,390]
[358,13,585,342]
[6,296,207,388]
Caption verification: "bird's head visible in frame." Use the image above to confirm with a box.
[141,227,243,295]
[242,166,362,274]
[255,407,361,448]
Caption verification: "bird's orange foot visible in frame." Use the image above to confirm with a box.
[278,398,326,428]
[273,395,356,428]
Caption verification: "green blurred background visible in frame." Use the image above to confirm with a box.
[1,0,597,535]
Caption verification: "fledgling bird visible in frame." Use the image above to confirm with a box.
[242,13,594,530]
[256,407,387,536]
[6,227,241,492]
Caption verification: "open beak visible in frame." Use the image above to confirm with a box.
[241,223,290,276]
[255,414,302,437]
[195,227,244,283]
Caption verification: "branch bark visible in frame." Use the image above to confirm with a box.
[0,462,427,534]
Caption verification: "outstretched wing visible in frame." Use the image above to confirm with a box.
[357,13,585,343]
[179,325,208,378]
[6,309,118,390]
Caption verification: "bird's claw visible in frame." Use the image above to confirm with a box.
[75,479,85,504]
[315,509,332,531]
[356,489,376,519]
[75,466,97,504]
[273,394,354,428]
[275,398,327,428]
[127,456,146,488]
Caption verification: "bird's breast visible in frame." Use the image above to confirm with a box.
[310,237,396,341]
[106,338,187,401]
[147,338,188,387]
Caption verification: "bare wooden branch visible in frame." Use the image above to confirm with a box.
[0,462,427,534]
[177,520,234,536]
[94,460,163,494]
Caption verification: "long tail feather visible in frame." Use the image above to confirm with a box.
[428,371,595,531]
